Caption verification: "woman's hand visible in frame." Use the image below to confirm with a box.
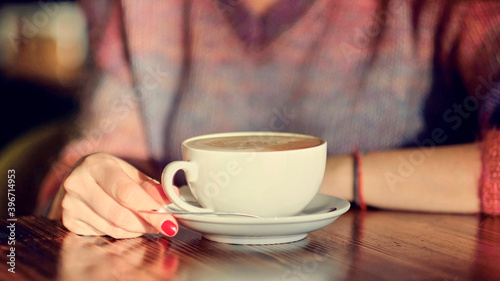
[51,152,178,239]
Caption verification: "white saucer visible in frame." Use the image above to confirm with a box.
[170,193,350,245]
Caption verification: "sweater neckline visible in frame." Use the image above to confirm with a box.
[215,0,317,50]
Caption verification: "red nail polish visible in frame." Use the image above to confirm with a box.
[161,220,178,237]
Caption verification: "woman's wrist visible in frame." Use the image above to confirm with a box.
[319,155,354,201]
[353,149,367,210]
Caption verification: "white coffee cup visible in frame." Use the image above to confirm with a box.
[161,132,327,217]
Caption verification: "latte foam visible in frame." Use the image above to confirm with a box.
[186,135,324,152]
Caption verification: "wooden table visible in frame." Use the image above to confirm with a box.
[1,210,499,281]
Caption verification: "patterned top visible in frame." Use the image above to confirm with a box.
[38,0,500,215]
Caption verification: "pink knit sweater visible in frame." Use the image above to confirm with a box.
[38,0,500,215]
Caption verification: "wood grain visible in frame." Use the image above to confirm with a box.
[1,210,499,281]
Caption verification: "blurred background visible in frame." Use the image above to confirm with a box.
[0,0,88,150]
[0,0,90,214]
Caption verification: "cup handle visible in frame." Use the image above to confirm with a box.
[161,161,212,213]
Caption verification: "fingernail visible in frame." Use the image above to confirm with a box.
[161,220,178,237]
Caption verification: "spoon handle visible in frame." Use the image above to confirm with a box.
[139,207,338,218]
[138,209,262,218]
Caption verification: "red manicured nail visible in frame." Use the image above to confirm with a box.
[161,220,178,237]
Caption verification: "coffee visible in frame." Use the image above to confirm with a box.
[186,134,324,152]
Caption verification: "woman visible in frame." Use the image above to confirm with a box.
[37,0,500,238]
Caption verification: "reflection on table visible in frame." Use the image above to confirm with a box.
[1,210,500,281]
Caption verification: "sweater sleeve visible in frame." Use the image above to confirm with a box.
[35,0,152,215]
[453,1,500,215]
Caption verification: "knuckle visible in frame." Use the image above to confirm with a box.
[60,196,72,212]
[62,174,78,193]
[85,152,109,162]
[79,154,97,167]
[83,153,116,169]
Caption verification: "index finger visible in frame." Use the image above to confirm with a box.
[88,159,178,237]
